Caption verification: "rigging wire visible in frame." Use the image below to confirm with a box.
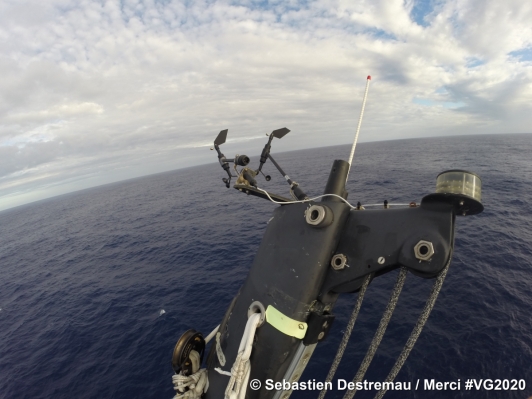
[343,267,408,399]
[317,274,372,399]
[373,259,452,399]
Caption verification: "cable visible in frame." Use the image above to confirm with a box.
[373,259,451,399]
[318,274,372,399]
[361,204,412,207]
[343,267,408,399]
[255,187,356,208]
[255,187,415,210]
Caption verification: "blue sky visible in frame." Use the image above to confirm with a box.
[0,0,531,211]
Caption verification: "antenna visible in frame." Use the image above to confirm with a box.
[346,75,371,181]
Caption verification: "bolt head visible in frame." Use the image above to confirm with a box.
[331,254,347,270]
[414,240,435,261]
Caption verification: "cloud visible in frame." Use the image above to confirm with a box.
[0,0,531,211]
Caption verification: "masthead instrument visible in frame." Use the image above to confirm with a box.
[171,76,484,399]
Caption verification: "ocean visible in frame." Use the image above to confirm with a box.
[1,133,531,399]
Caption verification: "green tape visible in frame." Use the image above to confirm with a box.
[265,305,307,339]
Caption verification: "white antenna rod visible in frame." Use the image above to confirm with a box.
[346,75,371,180]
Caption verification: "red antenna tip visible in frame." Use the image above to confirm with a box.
[367,75,371,80]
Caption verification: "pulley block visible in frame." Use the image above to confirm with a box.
[171,329,205,375]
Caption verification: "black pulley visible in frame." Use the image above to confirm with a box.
[171,329,205,375]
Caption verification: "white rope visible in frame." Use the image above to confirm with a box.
[214,367,232,377]
[346,76,371,180]
[205,325,220,344]
[215,332,227,366]
[216,313,262,399]
[172,369,209,399]
[255,187,413,210]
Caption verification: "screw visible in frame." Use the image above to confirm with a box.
[298,324,304,330]
[378,257,385,264]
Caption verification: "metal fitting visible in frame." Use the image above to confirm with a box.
[305,205,333,228]
[247,301,266,326]
[331,254,348,270]
[414,240,435,261]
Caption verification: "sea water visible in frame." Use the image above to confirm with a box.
[1,134,531,399]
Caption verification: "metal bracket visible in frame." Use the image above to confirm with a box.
[319,203,454,299]
[266,305,308,339]
[303,312,335,345]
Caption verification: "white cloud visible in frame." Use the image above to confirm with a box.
[0,0,531,211]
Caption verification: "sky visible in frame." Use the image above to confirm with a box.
[1,0,531,211]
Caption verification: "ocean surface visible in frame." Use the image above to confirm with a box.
[1,133,531,399]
